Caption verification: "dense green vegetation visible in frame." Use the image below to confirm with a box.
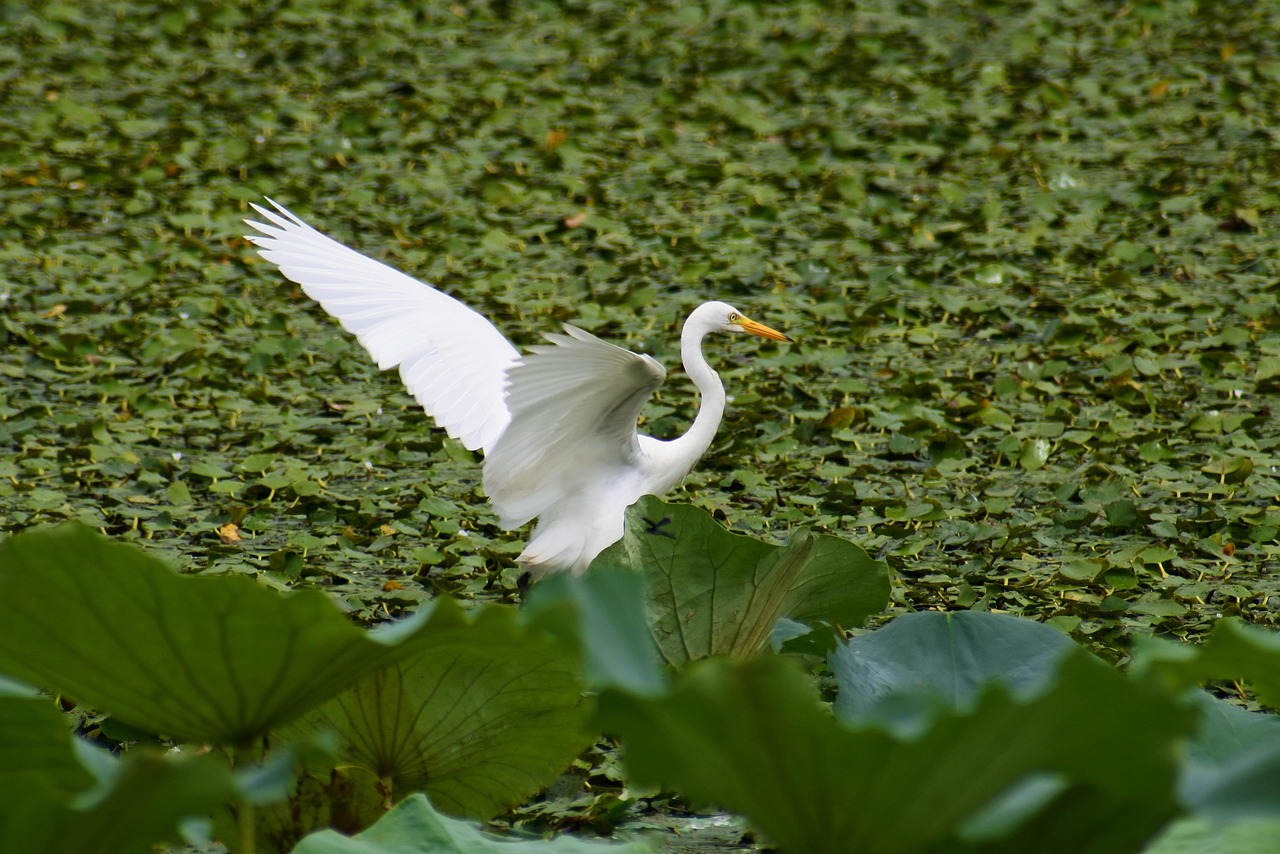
[4,517,1280,853]
[3,0,1280,851]
[4,0,1280,634]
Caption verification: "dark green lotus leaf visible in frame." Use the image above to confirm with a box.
[0,523,438,744]
[599,651,1189,854]
[1133,618,1280,709]
[0,685,238,854]
[594,497,889,666]
[830,610,1080,733]
[50,751,239,854]
[524,566,666,697]
[282,602,593,823]
[1178,690,1280,822]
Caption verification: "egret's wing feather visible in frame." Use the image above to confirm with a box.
[483,325,666,527]
[244,199,519,453]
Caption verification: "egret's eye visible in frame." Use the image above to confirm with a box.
[728,313,740,324]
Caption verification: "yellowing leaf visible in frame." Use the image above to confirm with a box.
[544,128,568,151]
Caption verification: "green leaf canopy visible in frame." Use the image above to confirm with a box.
[600,650,1190,854]
[0,523,444,743]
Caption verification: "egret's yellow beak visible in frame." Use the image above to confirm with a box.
[738,316,792,343]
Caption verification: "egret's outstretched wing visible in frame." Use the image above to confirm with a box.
[245,200,519,453]
[483,325,666,528]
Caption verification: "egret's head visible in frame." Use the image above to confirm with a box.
[694,300,792,342]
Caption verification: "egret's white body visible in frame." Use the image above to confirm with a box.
[245,200,789,574]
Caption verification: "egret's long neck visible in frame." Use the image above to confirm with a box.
[670,323,726,470]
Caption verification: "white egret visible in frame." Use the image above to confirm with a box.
[245,200,791,575]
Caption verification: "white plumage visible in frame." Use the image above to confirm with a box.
[245,199,790,575]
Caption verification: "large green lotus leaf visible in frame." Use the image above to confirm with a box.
[830,610,1080,733]
[259,602,594,848]
[524,566,666,697]
[826,612,1188,851]
[0,523,441,744]
[1130,620,1280,821]
[599,652,1188,854]
[49,751,239,854]
[594,497,889,666]
[1141,817,1280,854]
[951,778,1183,854]
[1178,691,1280,821]
[0,688,238,854]
[0,682,94,802]
[1133,618,1280,708]
[291,793,654,854]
